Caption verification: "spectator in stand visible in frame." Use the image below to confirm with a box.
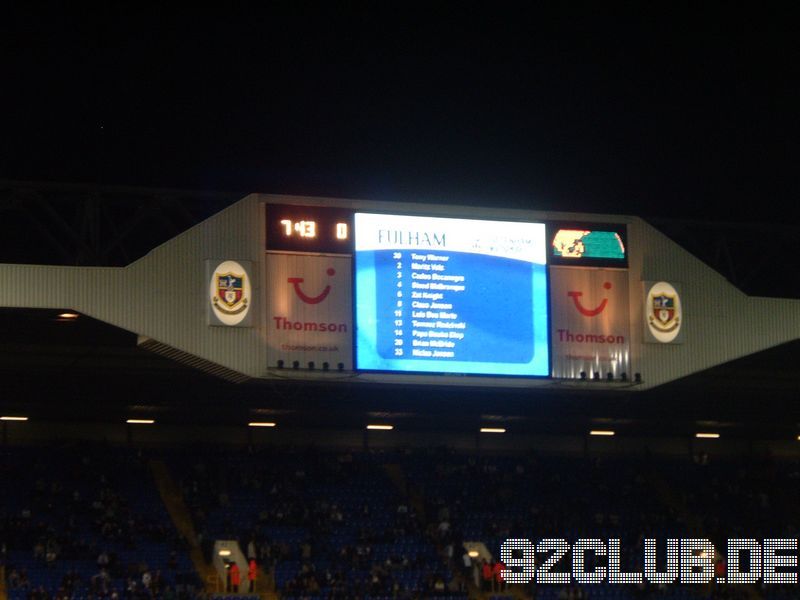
[92,568,110,595]
[248,558,257,592]
[229,560,241,593]
[142,569,152,592]
[246,537,256,560]
[462,549,472,579]
[45,542,58,568]
[21,569,30,590]
[152,569,163,594]
[715,555,727,580]
[494,560,506,592]
[481,559,493,592]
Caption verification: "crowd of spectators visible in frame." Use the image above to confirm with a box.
[0,444,197,600]
[176,449,462,598]
[175,446,800,599]
[4,443,800,600]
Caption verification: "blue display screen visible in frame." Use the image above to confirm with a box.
[354,213,549,376]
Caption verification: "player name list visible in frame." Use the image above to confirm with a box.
[391,251,467,359]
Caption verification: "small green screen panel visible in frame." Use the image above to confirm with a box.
[552,229,626,260]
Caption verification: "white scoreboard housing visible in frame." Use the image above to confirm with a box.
[0,193,799,390]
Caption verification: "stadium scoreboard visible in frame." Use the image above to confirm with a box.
[263,203,632,381]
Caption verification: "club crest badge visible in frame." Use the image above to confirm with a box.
[214,272,247,314]
[646,281,682,343]
[649,293,677,332]
[208,260,252,326]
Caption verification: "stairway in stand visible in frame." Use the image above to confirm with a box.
[149,459,219,594]
[149,459,279,600]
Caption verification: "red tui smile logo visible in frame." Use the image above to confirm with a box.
[567,281,612,317]
[288,267,336,304]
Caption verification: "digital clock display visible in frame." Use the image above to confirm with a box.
[266,204,354,254]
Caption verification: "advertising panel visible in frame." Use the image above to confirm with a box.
[550,266,630,378]
[265,253,352,369]
[354,213,549,376]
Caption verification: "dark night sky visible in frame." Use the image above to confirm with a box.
[3,6,799,222]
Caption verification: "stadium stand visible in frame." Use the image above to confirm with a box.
[0,444,198,600]
[2,438,797,599]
